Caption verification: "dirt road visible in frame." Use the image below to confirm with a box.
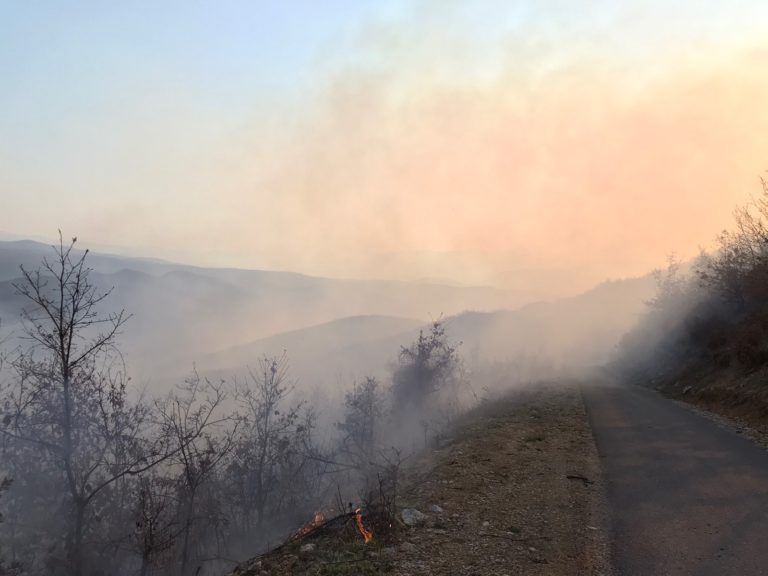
[583,380,768,575]
[390,382,611,576]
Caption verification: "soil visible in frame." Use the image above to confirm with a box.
[228,382,611,576]
[388,381,611,576]
[654,365,768,447]
[657,365,768,433]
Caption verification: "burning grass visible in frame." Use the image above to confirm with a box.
[229,506,396,576]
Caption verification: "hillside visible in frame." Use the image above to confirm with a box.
[0,240,536,384]
[199,315,424,394]
[0,239,655,398]
[199,275,656,403]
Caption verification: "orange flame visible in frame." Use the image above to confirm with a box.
[354,508,373,543]
[293,511,325,540]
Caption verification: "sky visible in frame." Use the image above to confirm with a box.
[2,1,768,288]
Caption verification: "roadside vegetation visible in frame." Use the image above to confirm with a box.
[0,235,479,576]
[232,382,609,576]
[615,179,768,424]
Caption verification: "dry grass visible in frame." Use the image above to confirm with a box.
[388,382,611,576]
[228,382,611,576]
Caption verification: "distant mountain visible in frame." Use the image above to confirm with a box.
[0,239,181,281]
[443,276,656,367]
[0,239,656,392]
[199,315,423,391]
[199,275,657,398]
[0,240,541,385]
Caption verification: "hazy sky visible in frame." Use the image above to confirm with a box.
[3,1,768,287]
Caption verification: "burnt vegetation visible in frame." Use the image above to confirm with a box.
[0,235,472,576]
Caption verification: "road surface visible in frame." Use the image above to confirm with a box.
[583,380,768,575]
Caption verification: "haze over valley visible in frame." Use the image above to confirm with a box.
[4,2,768,576]
[0,238,652,391]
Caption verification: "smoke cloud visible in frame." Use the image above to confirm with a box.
[3,2,768,289]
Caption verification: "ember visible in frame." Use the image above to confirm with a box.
[354,508,374,543]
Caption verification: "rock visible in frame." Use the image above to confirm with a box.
[482,521,490,527]
[381,546,397,559]
[401,508,427,526]
[299,543,316,554]
[429,504,444,514]
[401,541,418,553]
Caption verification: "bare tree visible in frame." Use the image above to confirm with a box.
[699,179,768,307]
[0,235,175,576]
[226,353,314,546]
[157,373,236,576]
[0,477,21,576]
[132,474,179,576]
[336,377,382,472]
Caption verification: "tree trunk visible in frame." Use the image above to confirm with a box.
[179,494,196,576]
[68,501,86,576]
[140,551,150,576]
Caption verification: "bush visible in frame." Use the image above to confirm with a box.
[391,321,460,411]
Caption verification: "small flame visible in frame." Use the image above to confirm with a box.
[354,508,374,543]
[293,511,325,540]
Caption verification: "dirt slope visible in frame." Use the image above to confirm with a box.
[230,382,611,576]
[390,382,611,576]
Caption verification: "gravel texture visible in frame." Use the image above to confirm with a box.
[388,381,612,576]
[228,382,611,576]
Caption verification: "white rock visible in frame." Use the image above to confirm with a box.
[401,508,427,526]
[429,504,444,514]
[300,543,316,554]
